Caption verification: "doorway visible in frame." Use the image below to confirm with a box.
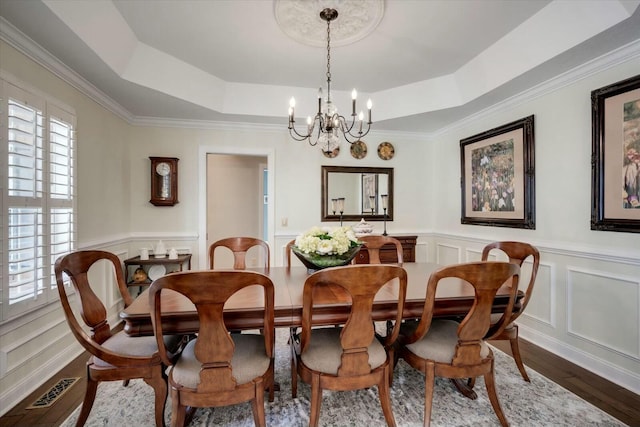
[205,153,268,269]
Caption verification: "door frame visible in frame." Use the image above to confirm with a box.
[198,145,275,269]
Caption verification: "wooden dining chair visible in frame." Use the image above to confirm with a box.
[357,235,404,264]
[55,250,184,427]
[290,264,407,427]
[149,270,276,427]
[479,241,540,383]
[208,237,270,270]
[396,261,520,427]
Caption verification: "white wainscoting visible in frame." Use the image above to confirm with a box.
[429,233,640,395]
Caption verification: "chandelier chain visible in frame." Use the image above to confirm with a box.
[326,18,331,95]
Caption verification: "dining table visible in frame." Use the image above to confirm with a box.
[120,262,520,337]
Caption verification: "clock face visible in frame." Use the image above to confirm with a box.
[155,162,171,176]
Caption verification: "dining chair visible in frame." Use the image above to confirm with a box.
[55,250,184,427]
[290,264,407,427]
[149,270,275,427]
[208,237,270,270]
[396,261,520,427]
[478,241,540,383]
[357,235,404,264]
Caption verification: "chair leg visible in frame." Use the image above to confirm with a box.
[290,329,298,398]
[378,365,397,427]
[484,359,509,427]
[143,368,168,427]
[387,346,395,387]
[170,389,185,427]
[508,327,530,382]
[466,376,476,389]
[423,362,435,427]
[75,377,98,427]
[251,379,266,427]
[309,374,323,427]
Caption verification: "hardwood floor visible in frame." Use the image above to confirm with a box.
[1,338,638,426]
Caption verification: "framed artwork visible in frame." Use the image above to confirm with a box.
[591,74,640,233]
[361,173,378,213]
[460,115,535,229]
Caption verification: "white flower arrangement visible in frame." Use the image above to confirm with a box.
[294,226,360,256]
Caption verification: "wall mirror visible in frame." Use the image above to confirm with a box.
[321,166,394,222]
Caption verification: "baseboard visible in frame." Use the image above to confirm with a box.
[518,324,640,395]
[0,341,84,417]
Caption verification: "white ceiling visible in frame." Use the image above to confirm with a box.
[1,0,639,135]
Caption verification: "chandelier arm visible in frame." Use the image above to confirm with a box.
[289,124,312,141]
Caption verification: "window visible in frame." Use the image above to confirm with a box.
[1,78,76,321]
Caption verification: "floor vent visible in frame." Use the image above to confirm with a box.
[26,377,80,409]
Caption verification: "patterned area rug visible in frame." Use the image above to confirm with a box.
[61,328,625,426]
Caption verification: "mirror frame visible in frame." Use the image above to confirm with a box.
[321,166,394,222]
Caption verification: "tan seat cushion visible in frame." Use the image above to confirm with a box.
[170,334,270,389]
[402,319,489,363]
[93,332,183,368]
[299,327,386,375]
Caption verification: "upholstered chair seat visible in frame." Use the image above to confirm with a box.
[93,333,184,368]
[401,319,490,363]
[171,335,271,388]
[299,328,387,374]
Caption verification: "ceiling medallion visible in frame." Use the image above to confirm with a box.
[274,0,384,47]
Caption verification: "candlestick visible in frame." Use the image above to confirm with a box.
[383,207,388,236]
[337,197,345,226]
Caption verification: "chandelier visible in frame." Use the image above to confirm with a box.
[287,8,372,153]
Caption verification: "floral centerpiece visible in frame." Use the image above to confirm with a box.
[291,226,362,272]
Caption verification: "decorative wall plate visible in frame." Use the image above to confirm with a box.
[350,140,367,159]
[377,142,395,160]
[322,146,340,158]
[148,265,166,281]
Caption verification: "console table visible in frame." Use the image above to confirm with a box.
[354,235,417,264]
[123,254,192,289]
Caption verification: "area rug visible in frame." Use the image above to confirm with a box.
[61,329,626,426]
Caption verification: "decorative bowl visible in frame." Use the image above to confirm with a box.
[291,244,362,272]
[353,218,374,236]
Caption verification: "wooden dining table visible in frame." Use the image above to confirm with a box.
[120,262,520,337]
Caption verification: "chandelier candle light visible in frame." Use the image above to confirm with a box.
[287,8,373,153]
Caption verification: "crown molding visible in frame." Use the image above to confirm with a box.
[3,15,639,138]
[432,38,640,138]
[0,17,134,123]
